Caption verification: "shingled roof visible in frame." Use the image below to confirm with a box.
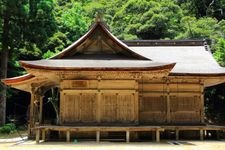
[125,40,225,76]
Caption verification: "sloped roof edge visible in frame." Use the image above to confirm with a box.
[1,74,34,84]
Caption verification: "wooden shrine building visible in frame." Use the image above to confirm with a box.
[3,18,225,143]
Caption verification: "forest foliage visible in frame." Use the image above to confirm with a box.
[1,0,225,124]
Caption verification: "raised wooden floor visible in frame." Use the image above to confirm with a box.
[35,125,225,144]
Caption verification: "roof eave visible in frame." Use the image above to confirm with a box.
[20,61,176,72]
[1,74,34,85]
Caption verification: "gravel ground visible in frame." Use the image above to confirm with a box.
[0,140,225,150]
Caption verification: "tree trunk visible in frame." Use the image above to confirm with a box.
[0,15,9,125]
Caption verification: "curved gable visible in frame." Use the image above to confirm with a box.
[51,20,149,60]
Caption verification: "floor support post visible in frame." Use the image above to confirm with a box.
[175,129,179,141]
[96,131,100,143]
[66,130,70,142]
[126,131,130,143]
[36,129,40,144]
[156,129,160,142]
[42,129,45,141]
[200,129,204,141]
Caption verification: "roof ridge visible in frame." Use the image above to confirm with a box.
[123,40,206,46]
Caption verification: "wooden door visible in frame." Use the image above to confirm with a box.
[100,90,137,124]
[60,90,97,124]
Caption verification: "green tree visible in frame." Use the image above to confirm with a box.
[178,0,225,20]
[214,38,225,67]
[0,0,29,125]
[111,0,183,40]
[205,84,225,124]
[55,1,90,42]
[25,0,57,51]
[0,0,57,125]
[176,16,218,39]
[42,31,68,58]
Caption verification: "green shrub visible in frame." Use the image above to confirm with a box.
[0,123,16,134]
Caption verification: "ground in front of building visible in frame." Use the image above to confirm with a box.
[1,139,225,150]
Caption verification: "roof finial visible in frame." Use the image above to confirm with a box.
[95,12,103,22]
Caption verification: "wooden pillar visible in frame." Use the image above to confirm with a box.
[166,79,171,123]
[134,91,139,124]
[42,129,45,141]
[156,129,160,142]
[200,129,204,141]
[200,82,205,123]
[36,128,40,144]
[134,80,139,124]
[59,89,64,125]
[28,92,35,138]
[66,130,70,142]
[175,129,179,141]
[39,96,43,124]
[97,93,101,123]
[34,94,41,124]
[126,131,130,143]
[97,77,101,123]
[96,131,100,143]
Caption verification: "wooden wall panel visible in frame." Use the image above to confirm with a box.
[170,96,201,123]
[61,80,98,89]
[141,84,166,92]
[99,80,137,89]
[117,93,135,122]
[61,94,80,123]
[169,84,201,92]
[61,92,97,124]
[80,93,97,122]
[139,96,167,123]
[100,93,117,123]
